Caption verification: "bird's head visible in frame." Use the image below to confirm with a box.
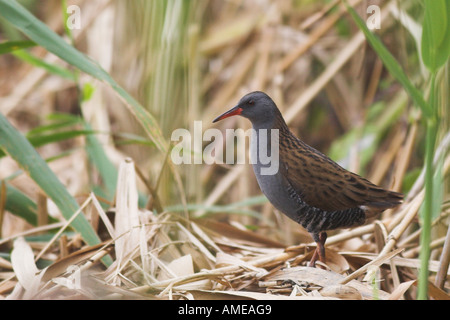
[213,91,278,126]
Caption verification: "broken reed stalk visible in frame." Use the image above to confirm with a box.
[435,225,450,290]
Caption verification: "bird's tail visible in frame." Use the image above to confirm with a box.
[363,188,404,219]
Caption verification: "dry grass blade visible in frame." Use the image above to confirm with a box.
[34,196,91,262]
[176,222,216,263]
[340,248,403,284]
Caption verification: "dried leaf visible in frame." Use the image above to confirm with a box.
[10,237,39,291]
[41,242,111,282]
[267,266,388,300]
[388,279,450,300]
[189,289,335,300]
[323,249,350,273]
[320,285,363,300]
[9,237,43,299]
[165,254,194,278]
[161,255,213,291]
[388,280,416,300]
[195,218,285,248]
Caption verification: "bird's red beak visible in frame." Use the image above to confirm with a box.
[212,105,242,123]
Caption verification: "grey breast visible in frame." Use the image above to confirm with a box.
[250,127,303,221]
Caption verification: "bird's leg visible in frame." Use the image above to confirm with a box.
[308,249,319,267]
[318,232,327,263]
[308,232,327,267]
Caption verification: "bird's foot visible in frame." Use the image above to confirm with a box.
[307,248,319,267]
[308,232,327,268]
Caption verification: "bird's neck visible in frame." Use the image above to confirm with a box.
[251,109,290,134]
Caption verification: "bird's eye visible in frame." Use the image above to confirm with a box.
[248,100,254,105]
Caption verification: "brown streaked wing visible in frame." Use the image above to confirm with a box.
[279,137,403,212]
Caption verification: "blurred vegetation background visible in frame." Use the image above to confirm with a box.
[0,0,448,299]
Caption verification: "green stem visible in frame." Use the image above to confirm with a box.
[417,72,438,300]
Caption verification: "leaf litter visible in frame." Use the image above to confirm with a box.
[1,158,448,300]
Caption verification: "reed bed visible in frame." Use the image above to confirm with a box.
[0,0,448,300]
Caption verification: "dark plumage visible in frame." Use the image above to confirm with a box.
[213,91,403,267]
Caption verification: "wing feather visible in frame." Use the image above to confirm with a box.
[279,137,403,212]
